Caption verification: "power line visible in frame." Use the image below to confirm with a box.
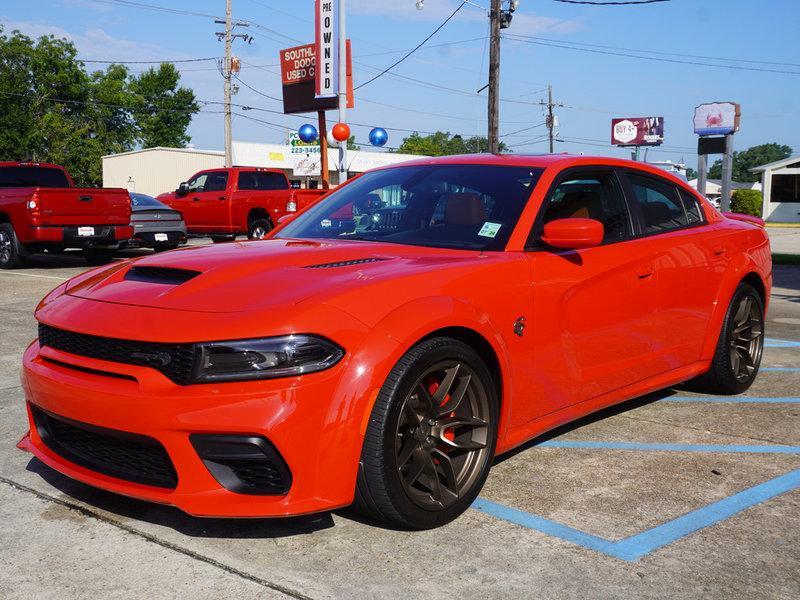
[551,0,670,5]
[504,34,800,76]
[79,56,219,64]
[354,1,468,91]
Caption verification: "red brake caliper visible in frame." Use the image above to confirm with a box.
[426,376,456,454]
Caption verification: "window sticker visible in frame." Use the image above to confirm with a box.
[477,222,502,238]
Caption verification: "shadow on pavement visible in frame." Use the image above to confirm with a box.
[25,458,336,539]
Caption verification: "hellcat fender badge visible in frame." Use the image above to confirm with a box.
[513,316,526,337]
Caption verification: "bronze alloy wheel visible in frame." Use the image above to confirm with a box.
[729,292,764,383]
[394,360,491,510]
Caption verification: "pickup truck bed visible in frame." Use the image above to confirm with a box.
[0,162,132,268]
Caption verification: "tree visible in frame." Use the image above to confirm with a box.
[129,63,198,148]
[397,131,507,156]
[686,167,698,181]
[0,27,200,185]
[708,143,792,183]
[346,135,360,151]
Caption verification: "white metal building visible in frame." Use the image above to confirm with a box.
[752,156,800,223]
[102,143,426,197]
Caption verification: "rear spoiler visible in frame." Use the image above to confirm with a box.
[721,212,765,228]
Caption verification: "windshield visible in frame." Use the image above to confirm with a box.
[130,193,164,208]
[0,166,70,188]
[276,164,543,251]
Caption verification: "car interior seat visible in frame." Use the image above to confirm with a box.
[444,193,486,227]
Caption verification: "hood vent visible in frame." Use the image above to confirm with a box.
[303,257,390,269]
[124,266,201,285]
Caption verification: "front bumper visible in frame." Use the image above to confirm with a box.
[19,340,367,517]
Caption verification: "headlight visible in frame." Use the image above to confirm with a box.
[193,335,344,383]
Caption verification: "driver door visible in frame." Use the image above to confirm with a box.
[522,168,662,421]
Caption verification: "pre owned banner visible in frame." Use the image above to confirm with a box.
[315,0,338,99]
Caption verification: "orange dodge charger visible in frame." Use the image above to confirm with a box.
[18,154,771,529]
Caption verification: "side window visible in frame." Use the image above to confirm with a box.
[628,173,689,233]
[204,171,229,192]
[187,173,208,192]
[541,172,632,242]
[238,172,288,191]
[679,189,704,225]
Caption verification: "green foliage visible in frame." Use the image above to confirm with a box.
[346,135,360,151]
[708,143,792,183]
[685,167,698,181]
[397,131,507,156]
[730,189,763,217]
[0,27,199,186]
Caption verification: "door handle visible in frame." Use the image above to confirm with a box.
[218,196,226,200]
[636,266,654,279]
[192,196,200,202]
[713,245,726,256]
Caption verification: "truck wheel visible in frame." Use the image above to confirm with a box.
[83,248,116,266]
[0,223,28,269]
[248,219,273,240]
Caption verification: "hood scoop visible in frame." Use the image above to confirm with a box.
[303,257,390,269]
[124,266,202,285]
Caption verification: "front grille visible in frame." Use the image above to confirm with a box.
[31,405,178,489]
[38,323,196,385]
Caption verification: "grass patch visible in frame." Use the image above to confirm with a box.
[773,253,800,266]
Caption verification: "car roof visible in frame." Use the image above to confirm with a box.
[0,161,66,170]
[374,153,696,194]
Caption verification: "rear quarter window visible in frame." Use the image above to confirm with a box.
[628,173,690,234]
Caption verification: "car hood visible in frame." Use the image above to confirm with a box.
[65,238,495,316]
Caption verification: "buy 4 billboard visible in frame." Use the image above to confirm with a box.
[611,117,664,147]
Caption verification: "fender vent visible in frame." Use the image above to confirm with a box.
[303,258,389,269]
[125,266,201,285]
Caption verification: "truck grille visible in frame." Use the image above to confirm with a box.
[38,323,196,385]
[31,405,178,489]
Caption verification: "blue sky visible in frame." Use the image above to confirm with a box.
[3,0,799,167]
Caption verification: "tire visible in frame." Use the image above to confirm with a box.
[247,218,273,240]
[0,223,28,269]
[83,248,115,266]
[692,282,765,395]
[355,337,499,529]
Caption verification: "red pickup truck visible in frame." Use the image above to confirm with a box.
[157,167,326,241]
[0,162,132,269]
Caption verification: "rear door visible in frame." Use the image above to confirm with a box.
[523,167,663,419]
[183,171,231,231]
[620,170,726,366]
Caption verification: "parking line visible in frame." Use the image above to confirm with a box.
[538,440,800,454]
[662,396,800,404]
[765,338,800,348]
[473,468,800,561]
[0,271,68,281]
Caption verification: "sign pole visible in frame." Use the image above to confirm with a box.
[697,153,708,200]
[318,110,330,190]
[337,0,348,185]
[720,134,734,212]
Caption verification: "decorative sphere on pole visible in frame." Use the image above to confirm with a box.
[298,124,318,143]
[368,127,388,147]
[331,122,351,143]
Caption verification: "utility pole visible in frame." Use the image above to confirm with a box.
[488,0,501,154]
[223,0,232,167]
[337,0,348,184]
[543,84,562,154]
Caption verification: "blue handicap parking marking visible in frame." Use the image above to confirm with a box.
[761,367,800,372]
[765,337,800,348]
[472,443,800,561]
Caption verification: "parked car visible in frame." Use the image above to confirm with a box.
[0,162,132,268]
[157,167,327,242]
[123,193,187,252]
[19,154,771,529]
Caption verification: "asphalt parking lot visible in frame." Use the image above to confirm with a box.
[0,245,798,599]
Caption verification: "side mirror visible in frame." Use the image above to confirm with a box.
[276,214,296,225]
[541,218,604,250]
[176,182,189,196]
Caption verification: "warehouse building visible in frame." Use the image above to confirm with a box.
[102,142,424,197]
[752,156,800,223]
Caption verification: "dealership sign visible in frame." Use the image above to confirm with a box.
[315,0,339,99]
[694,102,740,136]
[279,41,353,115]
[611,117,664,146]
